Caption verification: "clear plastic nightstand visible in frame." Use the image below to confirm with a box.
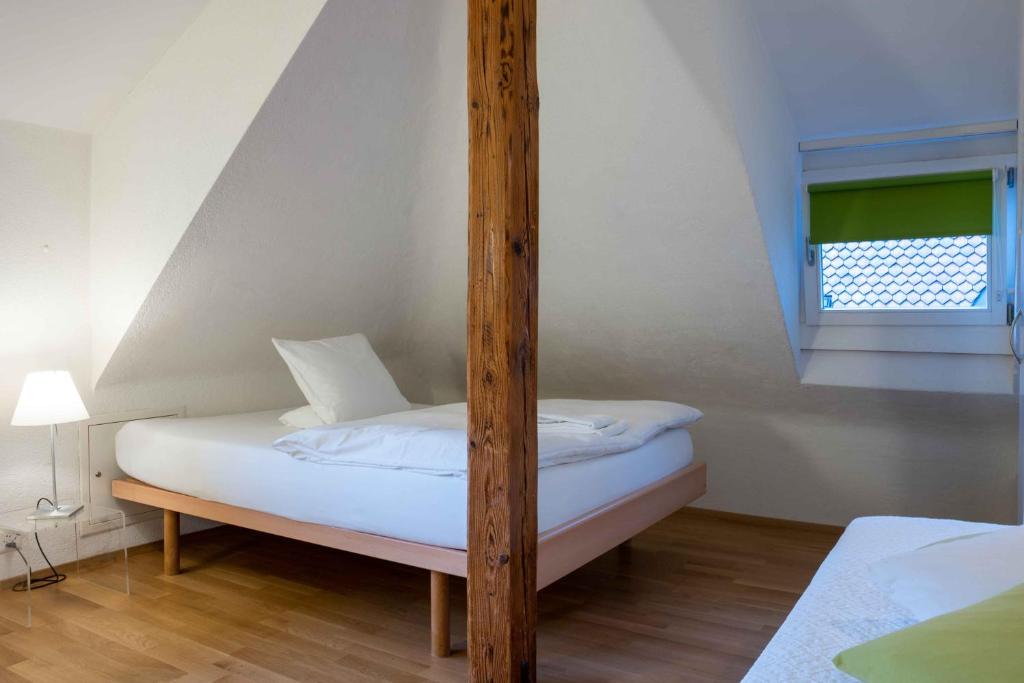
[0,503,129,626]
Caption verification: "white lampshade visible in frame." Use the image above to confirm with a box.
[11,371,89,426]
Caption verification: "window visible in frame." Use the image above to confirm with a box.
[802,156,1014,327]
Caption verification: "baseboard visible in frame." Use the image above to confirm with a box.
[682,506,845,535]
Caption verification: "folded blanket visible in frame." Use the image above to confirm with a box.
[273,399,702,477]
[537,419,628,436]
[537,412,616,429]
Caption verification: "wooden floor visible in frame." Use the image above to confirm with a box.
[0,509,840,682]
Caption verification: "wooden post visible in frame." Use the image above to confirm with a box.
[430,571,451,657]
[467,0,539,680]
[164,509,180,575]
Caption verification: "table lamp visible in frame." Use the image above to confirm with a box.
[10,371,89,519]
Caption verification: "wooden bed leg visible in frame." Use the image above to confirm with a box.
[430,571,450,657]
[164,509,180,576]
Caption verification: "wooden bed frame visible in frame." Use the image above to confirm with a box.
[112,460,705,657]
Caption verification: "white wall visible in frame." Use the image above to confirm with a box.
[705,0,803,364]
[749,0,1019,139]
[0,120,90,512]
[399,0,1017,524]
[0,121,163,577]
[105,0,1016,526]
[0,0,208,133]
[98,0,447,397]
[90,0,326,387]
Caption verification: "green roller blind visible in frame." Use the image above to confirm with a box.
[808,170,993,244]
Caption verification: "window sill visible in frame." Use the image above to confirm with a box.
[800,323,1010,355]
[799,349,1013,394]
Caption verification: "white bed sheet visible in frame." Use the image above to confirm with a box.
[116,409,694,550]
[742,515,1009,682]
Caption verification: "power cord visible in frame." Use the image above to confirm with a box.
[9,498,67,592]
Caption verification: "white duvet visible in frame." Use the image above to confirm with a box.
[273,399,702,477]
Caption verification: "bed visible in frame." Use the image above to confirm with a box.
[112,407,706,656]
[742,515,1009,682]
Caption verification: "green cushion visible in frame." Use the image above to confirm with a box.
[833,582,1024,682]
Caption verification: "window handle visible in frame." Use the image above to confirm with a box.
[1010,309,1023,364]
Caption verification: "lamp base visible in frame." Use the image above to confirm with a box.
[27,503,83,520]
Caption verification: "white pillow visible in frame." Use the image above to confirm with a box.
[279,406,324,428]
[272,334,411,424]
[870,526,1024,621]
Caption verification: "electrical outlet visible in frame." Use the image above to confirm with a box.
[2,533,19,549]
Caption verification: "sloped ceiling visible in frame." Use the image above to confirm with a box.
[90,0,327,387]
[0,0,209,133]
[99,0,449,390]
[406,0,802,402]
[103,0,800,398]
[749,0,1019,139]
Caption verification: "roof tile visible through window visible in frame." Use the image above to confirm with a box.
[820,236,987,311]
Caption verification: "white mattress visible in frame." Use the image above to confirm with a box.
[743,515,1009,682]
[116,409,695,549]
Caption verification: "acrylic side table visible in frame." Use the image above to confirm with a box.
[0,504,129,626]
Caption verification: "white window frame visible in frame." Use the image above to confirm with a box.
[802,154,1014,327]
